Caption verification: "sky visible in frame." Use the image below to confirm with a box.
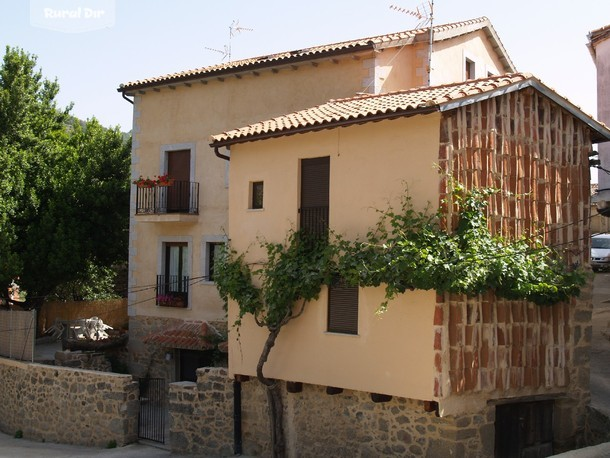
[0,0,608,134]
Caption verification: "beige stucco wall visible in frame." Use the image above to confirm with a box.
[227,114,442,400]
[594,36,610,197]
[430,30,508,84]
[129,53,374,324]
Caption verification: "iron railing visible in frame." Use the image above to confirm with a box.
[138,377,166,443]
[156,275,189,308]
[135,181,199,215]
[300,206,329,236]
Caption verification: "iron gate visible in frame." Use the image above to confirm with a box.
[138,378,166,443]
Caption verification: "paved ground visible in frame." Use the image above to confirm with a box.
[0,434,175,457]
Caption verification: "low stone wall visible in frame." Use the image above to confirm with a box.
[0,357,138,447]
[169,368,495,457]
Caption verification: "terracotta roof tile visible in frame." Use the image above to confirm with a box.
[143,320,223,351]
[210,73,530,144]
[119,17,512,92]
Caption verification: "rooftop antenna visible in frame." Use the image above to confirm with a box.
[390,1,434,85]
[205,19,253,62]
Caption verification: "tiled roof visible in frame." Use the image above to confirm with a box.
[210,73,610,146]
[119,17,513,92]
[143,320,223,351]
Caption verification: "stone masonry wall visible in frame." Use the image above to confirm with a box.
[169,367,496,457]
[0,357,138,447]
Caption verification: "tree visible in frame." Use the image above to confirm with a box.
[0,46,130,304]
[215,231,337,458]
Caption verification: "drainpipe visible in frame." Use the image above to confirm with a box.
[121,92,134,105]
[214,145,231,161]
[234,380,242,455]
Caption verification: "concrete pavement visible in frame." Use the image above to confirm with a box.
[0,433,175,457]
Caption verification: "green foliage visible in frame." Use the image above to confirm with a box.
[215,231,337,330]
[106,439,117,449]
[338,184,585,311]
[14,430,22,439]
[48,261,119,302]
[0,46,131,303]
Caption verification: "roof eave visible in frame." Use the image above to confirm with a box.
[439,78,610,144]
[118,43,376,94]
[210,106,440,149]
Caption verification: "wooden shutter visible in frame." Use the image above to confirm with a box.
[300,156,329,235]
[328,277,358,334]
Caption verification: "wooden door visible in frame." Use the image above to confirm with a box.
[495,400,554,458]
[167,149,190,212]
[300,156,329,235]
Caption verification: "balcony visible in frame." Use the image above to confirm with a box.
[135,181,199,222]
[156,275,189,308]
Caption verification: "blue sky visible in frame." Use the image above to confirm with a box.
[0,0,608,133]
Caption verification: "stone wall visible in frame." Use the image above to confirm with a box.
[169,368,496,457]
[0,357,138,447]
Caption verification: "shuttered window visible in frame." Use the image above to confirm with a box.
[328,277,358,335]
[300,156,329,236]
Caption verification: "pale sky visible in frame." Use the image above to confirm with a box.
[0,0,608,134]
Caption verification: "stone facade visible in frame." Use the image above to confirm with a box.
[0,357,138,447]
[54,350,113,372]
[169,368,497,457]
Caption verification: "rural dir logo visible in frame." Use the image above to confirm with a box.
[30,0,115,33]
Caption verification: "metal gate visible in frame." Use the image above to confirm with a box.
[138,378,166,443]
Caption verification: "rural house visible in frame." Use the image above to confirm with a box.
[117,17,514,384]
[208,73,610,456]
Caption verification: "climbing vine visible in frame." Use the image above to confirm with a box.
[215,184,586,458]
[338,184,586,311]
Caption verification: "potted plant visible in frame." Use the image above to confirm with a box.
[155,174,174,187]
[156,294,174,306]
[133,176,156,188]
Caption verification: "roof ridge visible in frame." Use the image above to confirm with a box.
[119,17,493,91]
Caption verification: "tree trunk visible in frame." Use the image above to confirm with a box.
[257,327,285,458]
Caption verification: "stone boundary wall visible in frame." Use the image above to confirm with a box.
[0,357,138,447]
[169,367,495,457]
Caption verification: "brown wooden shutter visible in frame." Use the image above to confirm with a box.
[328,277,358,334]
[300,156,329,235]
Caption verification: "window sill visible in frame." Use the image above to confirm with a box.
[247,208,264,212]
[324,331,359,337]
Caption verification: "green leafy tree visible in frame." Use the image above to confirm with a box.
[0,46,130,304]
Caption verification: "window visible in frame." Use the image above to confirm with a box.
[206,242,224,282]
[300,156,330,236]
[327,276,358,335]
[465,58,476,80]
[202,235,227,284]
[157,241,190,307]
[251,181,264,209]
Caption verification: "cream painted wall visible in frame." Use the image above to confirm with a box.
[129,54,374,321]
[430,31,507,85]
[227,114,442,400]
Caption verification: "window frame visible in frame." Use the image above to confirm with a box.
[250,181,264,210]
[157,236,193,308]
[327,276,359,335]
[201,235,227,285]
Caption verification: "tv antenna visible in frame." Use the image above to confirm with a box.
[205,19,253,62]
[390,1,434,85]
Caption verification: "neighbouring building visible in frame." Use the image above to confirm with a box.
[117,17,514,384]
[209,73,610,456]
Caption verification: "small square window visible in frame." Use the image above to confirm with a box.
[251,181,264,209]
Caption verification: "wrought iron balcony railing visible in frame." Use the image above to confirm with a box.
[135,181,199,215]
[300,206,329,236]
[156,275,189,308]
